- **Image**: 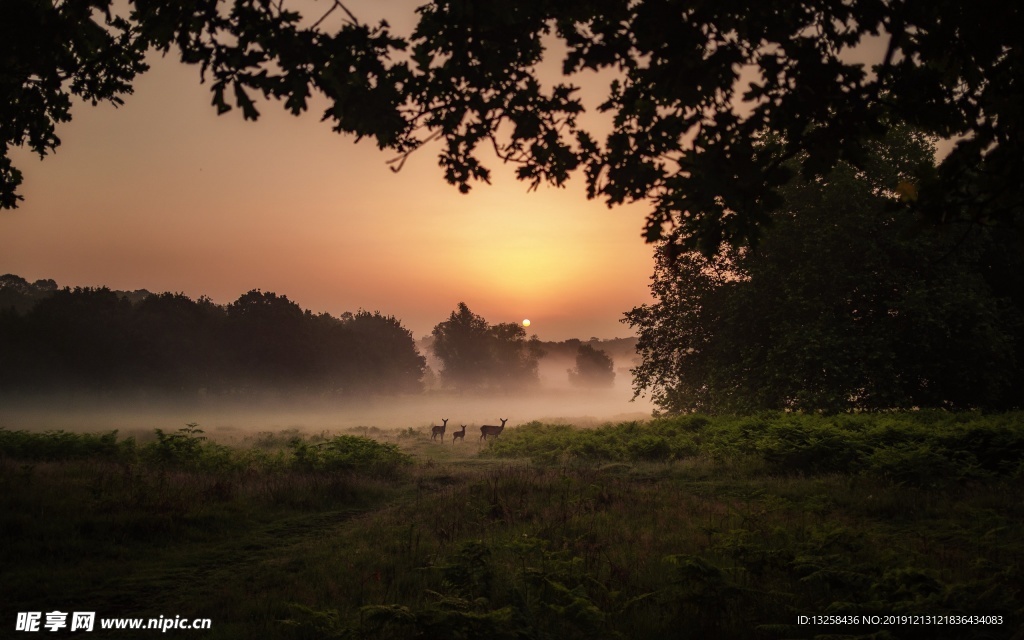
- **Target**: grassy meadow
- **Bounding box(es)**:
[1,412,1022,639]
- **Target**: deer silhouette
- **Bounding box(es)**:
[452,424,467,443]
[431,418,448,441]
[480,418,507,441]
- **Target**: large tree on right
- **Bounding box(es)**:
[625,127,1023,413]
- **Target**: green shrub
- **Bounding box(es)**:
[289,435,411,474]
[627,435,671,461]
[144,423,233,469]
[865,444,968,488]
[482,412,1024,485]
[756,427,867,474]
[0,428,133,461]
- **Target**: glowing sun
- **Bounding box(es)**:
[522,319,531,327]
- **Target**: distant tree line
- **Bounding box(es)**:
[418,333,635,390]
[0,277,425,396]
[540,337,637,366]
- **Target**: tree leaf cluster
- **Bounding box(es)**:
[624,127,1024,413]
[3,1,1020,254]
[1,0,148,208]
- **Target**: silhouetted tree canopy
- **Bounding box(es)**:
[431,302,543,390]
[625,127,1024,413]
[0,274,58,314]
[0,280,425,395]
[3,1,1020,253]
[568,343,615,388]
[339,310,429,394]
[226,289,312,385]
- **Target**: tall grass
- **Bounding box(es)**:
[483,412,1024,486]
[2,415,1021,639]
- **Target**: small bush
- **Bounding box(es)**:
[144,423,232,469]
[865,444,966,488]
[0,428,133,461]
[290,435,411,474]
[627,435,671,461]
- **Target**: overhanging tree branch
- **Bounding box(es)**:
[1,0,1020,255]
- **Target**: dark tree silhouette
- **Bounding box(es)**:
[488,322,544,389]
[625,127,1023,413]
[568,344,616,389]
[0,275,58,314]
[3,1,1019,254]
[337,310,427,394]
[131,292,226,392]
[226,289,312,387]
[430,303,493,390]
[0,280,426,397]
[19,286,135,388]
[431,302,542,391]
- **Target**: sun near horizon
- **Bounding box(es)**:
[0,52,656,342]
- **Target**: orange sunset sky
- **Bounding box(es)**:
[0,4,657,342]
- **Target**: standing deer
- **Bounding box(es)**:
[431,418,448,441]
[452,424,467,444]
[480,418,508,441]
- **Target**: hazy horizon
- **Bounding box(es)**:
[1,272,643,343]
[0,350,655,435]
[1,40,656,342]
[0,276,653,432]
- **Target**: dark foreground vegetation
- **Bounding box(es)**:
[2,413,1021,639]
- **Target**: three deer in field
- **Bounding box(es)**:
[431,418,448,441]
[430,418,506,443]
[480,418,507,441]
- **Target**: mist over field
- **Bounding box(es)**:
[0,279,653,436]
[0,351,653,436]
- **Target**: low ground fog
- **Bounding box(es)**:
[0,353,652,436]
